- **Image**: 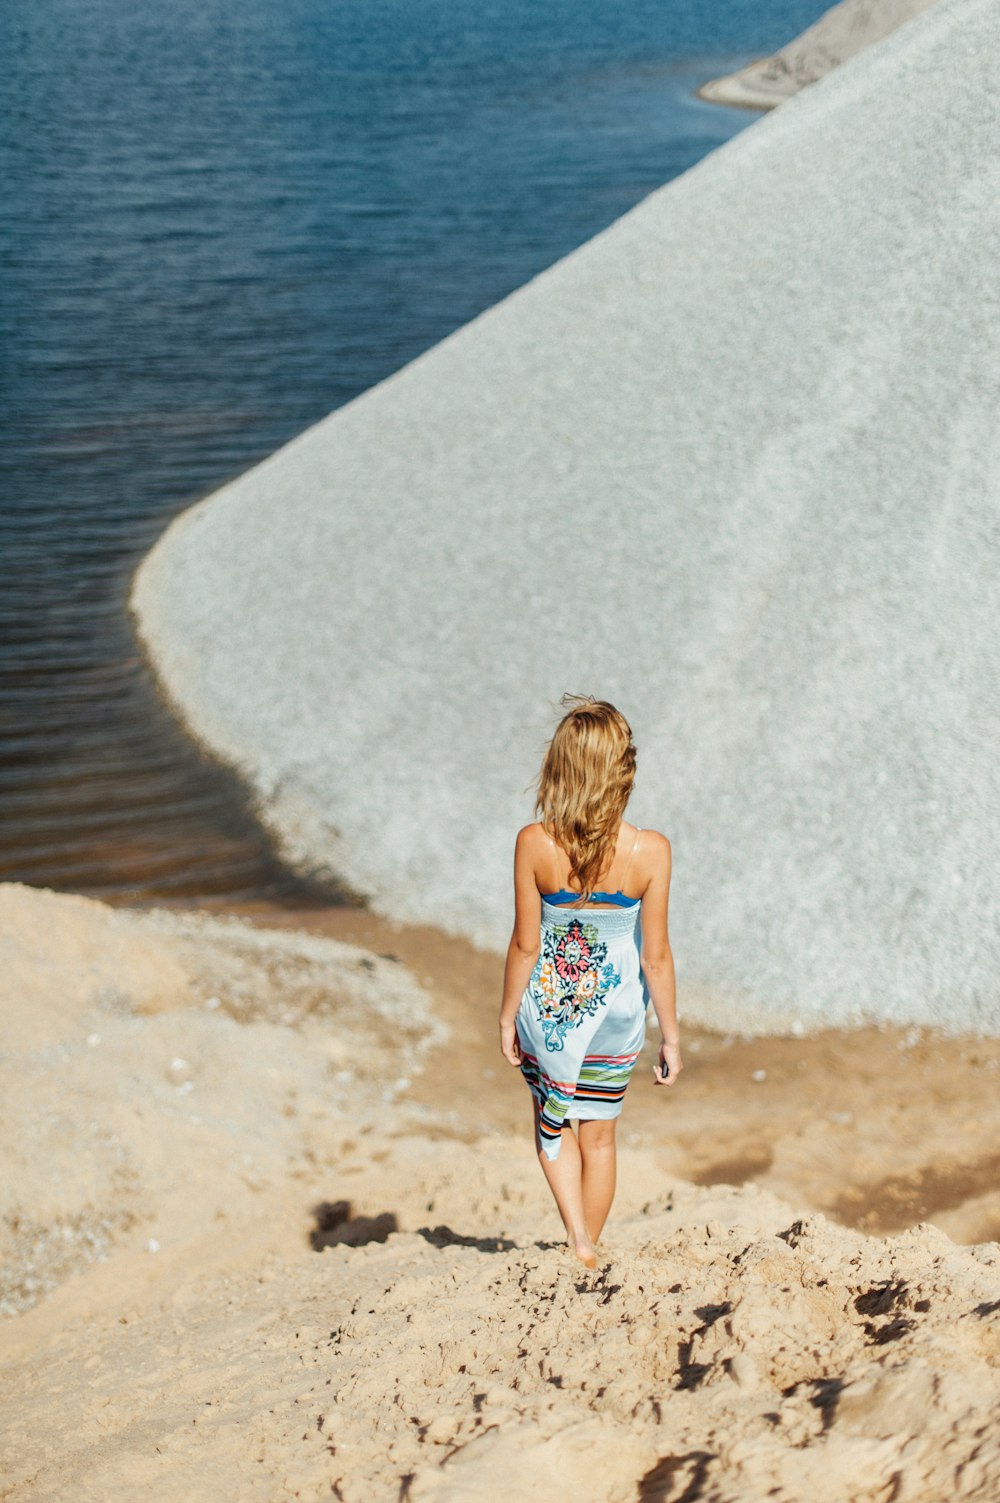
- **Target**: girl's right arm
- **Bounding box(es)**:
[498,825,542,1065]
[639,833,682,1086]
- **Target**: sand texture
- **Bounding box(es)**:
[3,885,1000,1502]
[698,0,939,110]
[0,883,442,1320]
[130,0,1000,1036]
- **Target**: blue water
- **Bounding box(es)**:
[0,0,827,902]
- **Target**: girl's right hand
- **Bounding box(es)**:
[655,1039,683,1086]
[500,1021,522,1067]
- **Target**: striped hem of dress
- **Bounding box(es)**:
[519,1050,641,1160]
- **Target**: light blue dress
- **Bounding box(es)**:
[515,865,649,1161]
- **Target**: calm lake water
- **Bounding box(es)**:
[1,0,826,904]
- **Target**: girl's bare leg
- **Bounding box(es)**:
[531,1104,597,1268]
[578,1118,617,1244]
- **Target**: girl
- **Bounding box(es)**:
[498,695,681,1268]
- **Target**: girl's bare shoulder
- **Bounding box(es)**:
[637,828,672,868]
[515,821,550,851]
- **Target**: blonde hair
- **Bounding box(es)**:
[536,694,637,907]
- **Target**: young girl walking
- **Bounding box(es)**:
[498,695,681,1268]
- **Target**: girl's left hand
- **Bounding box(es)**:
[499,1022,522,1066]
[655,1038,683,1086]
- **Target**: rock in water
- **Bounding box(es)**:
[132,0,1000,1036]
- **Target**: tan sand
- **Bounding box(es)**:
[698,0,940,110]
[2,883,999,1500]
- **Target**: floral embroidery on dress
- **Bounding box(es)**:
[531,917,621,1050]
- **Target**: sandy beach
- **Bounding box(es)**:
[3,883,999,1500]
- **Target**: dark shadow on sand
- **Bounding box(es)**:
[309,1199,398,1250]
[416,1225,516,1253]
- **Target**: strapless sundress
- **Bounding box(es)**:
[515,894,648,1160]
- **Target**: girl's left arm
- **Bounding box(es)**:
[498,826,542,1064]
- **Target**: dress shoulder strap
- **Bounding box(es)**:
[543,824,642,896]
[619,828,643,890]
[544,825,563,885]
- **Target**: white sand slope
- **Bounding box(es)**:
[698,0,939,110]
[132,0,1000,1034]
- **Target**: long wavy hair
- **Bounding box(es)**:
[536,694,637,907]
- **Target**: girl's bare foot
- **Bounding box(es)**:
[572,1232,598,1269]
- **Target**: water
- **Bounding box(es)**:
[1,0,827,904]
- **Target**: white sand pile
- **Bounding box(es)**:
[698,0,939,110]
[131,0,1000,1035]
[0,884,442,1317]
